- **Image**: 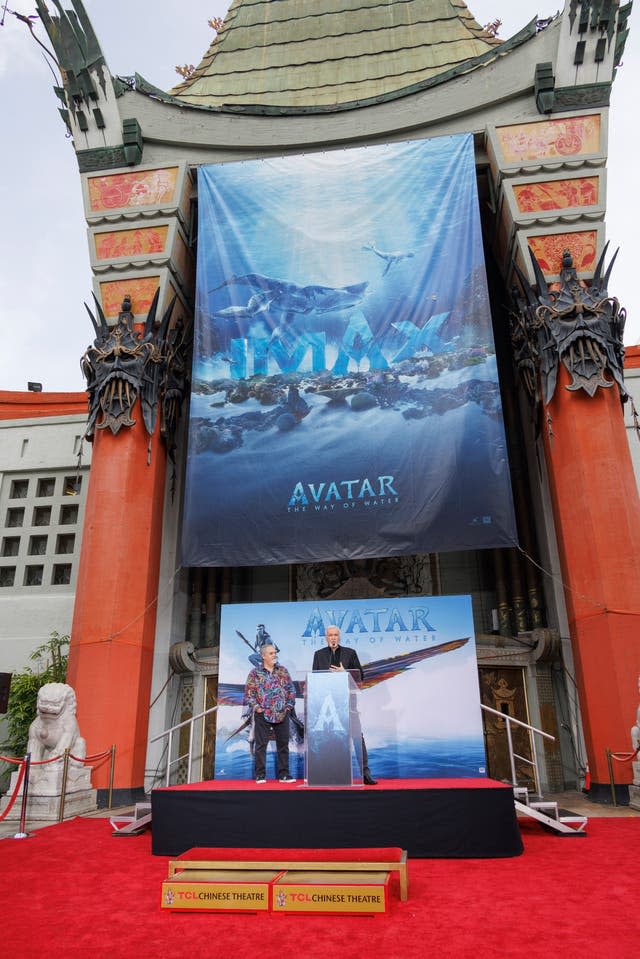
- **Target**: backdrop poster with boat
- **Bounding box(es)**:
[213,595,486,781]
[182,134,517,567]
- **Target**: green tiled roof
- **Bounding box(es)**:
[170,0,504,110]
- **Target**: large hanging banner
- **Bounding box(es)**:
[213,596,486,781]
[183,135,516,566]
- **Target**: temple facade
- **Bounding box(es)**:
[20,0,637,802]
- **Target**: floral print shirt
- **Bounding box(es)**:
[243,663,296,723]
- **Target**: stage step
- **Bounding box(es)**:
[514,789,587,836]
[111,802,152,836]
[529,801,560,819]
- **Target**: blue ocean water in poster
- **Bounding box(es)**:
[183,135,517,566]
[213,596,487,782]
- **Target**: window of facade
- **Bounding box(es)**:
[0,567,16,587]
[63,475,82,496]
[9,479,28,499]
[23,565,44,586]
[28,535,48,556]
[56,533,75,554]
[1,536,20,557]
[36,477,56,497]
[59,504,79,525]
[52,563,72,586]
[6,507,25,528]
[33,506,52,527]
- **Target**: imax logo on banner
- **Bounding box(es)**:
[226,311,450,379]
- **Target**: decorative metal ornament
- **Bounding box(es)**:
[511,244,627,406]
[82,290,180,441]
[160,316,192,470]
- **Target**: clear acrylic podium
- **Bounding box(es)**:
[304,670,364,786]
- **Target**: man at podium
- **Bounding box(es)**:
[311,626,377,785]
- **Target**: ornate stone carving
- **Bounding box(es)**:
[1,682,97,818]
[295,555,433,601]
[29,682,85,762]
[511,245,627,406]
[82,291,190,454]
[27,682,91,796]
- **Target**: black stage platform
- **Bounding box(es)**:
[151,778,523,858]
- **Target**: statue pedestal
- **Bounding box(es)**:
[0,763,97,821]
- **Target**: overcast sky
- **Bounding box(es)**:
[0,1,637,393]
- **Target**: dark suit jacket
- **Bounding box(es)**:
[312,645,364,682]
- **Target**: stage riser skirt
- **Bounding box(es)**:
[151,784,522,858]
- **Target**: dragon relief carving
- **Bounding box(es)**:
[511,244,627,407]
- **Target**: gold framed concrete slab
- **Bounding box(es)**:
[272,870,389,914]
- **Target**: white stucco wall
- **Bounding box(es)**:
[0,413,91,674]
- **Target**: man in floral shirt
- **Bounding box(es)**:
[243,642,297,783]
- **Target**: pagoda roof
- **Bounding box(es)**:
[167,0,531,113]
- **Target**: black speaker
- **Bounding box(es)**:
[0,673,12,714]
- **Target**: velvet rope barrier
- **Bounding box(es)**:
[609,747,640,762]
[24,754,66,766]
[3,749,112,766]
[0,761,26,822]
[2,752,67,766]
[69,748,112,763]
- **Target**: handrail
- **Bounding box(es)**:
[150,704,218,786]
[481,703,555,794]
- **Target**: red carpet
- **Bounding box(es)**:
[2,816,639,959]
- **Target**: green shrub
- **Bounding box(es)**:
[0,633,69,790]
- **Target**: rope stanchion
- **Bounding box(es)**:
[58,749,70,824]
[604,746,640,807]
[107,745,116,810]
[15,753,31,839]
[2,742,116,828]
[0,760,25,823]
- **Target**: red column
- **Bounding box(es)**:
[542,367,640,790]
[68,406,166,790]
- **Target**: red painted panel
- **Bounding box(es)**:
[0,391,87,420]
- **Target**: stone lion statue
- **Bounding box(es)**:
[632,675,640,755]
[28,682,86,762]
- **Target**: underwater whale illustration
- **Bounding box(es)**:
[210,273,369,316]
[362,242,415,276]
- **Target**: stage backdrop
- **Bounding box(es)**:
[214,596,487,781]
[182,134,517,567]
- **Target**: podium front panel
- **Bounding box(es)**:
[305,671,363,787]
